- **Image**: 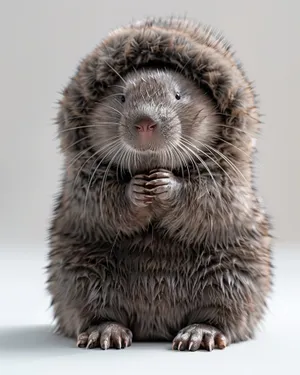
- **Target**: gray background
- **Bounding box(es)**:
[0,1,299,374]
[0,0,299,246]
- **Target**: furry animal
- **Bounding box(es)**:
[47,17,272,351]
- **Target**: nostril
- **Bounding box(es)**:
[135,118,157,132]
[148,123,157,131]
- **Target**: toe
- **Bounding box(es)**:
[113,335,122,349]
[100,331,111,350]
[215,333,227,349]
[86,331,100,349]
[77,332,89,348]
[172,340,183,351]
[147,185,169,194]
[188,330,204,351]
[148,172,170,180]
[146,178,170,188]
[134,174,149,181]
[172,332,191,351]
[122,330,132,348]
[149,169,170,174]
[188,340,201,351]
[202,333,215,351]
[123,336,131,348]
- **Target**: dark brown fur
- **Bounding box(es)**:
[47,17,272,351]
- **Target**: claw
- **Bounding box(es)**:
[117,337,122,349]
[102,339,109,350]
[86,339,94,349]
[178,341,182,351]
[188,341,194,351]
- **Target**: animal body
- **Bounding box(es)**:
[47,17,272,351]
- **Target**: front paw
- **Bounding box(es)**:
[145,169,180,203]
[172,324,227,352]
[126,174,154,208]
[77,323,133,350]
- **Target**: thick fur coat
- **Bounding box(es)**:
[47,17,272,351]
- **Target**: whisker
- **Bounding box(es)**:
[88,122,121,127]
[196,117,257,138]
[217,123,256,138]
[128,147,133,176]
[179,108,257,138]
[123,146,132,175]
[166,143,178,173]
[57,123,120,136]
[115,142,130,180]
[99,146,123,219]
[59,135,90,152]
[84,141,121,214]
[134,148,139,173]
[204,143,248,184]
[71,138,120,193]
[105,61,127,85]
[172,142,191,181]
[53,95,124,117]
[180,138,223,201]
[85,138,120,173]
[178,57,192,74]
[100,103,123,117]
[118,144,126,176]
[177,143,195,182]
[182,140,227,214]
[182,136,234,186]
[219,138,252,159]
[95,92,125,103]
[185,135,248,184]
[66,143,95,169]
[109,84,126,90]
[204,110,262,124]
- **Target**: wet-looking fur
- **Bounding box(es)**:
[47,17,272,351]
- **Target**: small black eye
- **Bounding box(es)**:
[121,95,126,103]
[175,92,181,100]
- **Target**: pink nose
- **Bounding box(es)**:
[135,118,157,132]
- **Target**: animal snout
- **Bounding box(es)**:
[134,117,157,133]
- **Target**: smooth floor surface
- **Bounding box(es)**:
[0,244,299,374]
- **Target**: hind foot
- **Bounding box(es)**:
[77,322,133,350]
[172,324,227,352]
